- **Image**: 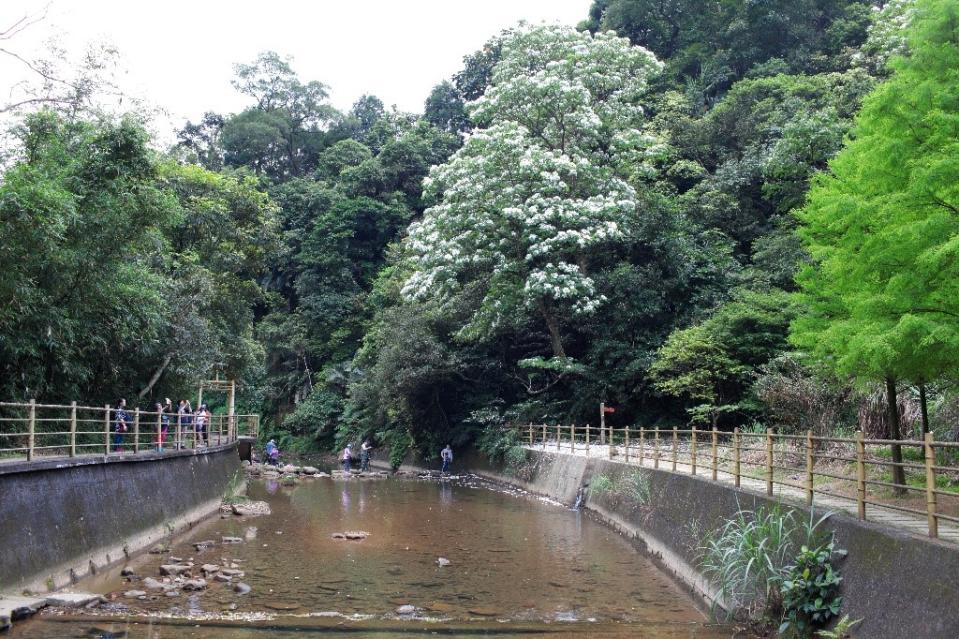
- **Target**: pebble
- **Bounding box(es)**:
[436,557,451,567]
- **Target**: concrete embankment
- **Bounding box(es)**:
[0,444,239,594]
[380,448,959,639]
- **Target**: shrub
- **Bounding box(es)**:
[779,540,845,638]
[589,474,614,496]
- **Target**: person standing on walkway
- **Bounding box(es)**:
[155,400,170,451]
[113,399,130,452]
[440,444,453,474]
[195,404,208,446]
[360,439,372,472]
[341,443,353,472]
[178,400,192,448]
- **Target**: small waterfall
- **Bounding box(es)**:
[573,485,585,510]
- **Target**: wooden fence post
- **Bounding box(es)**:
[654,427,660,469]
[733,427,741,488]
[571,423,575,453]
[27,399,36,461]
[586,424,591,457]
[528,423,533,447]
[805,430,814,507]
[925,432,938,538]
[691,426,698,475]
[639,428,645,466]
[133,408,140,454]
[766,428,774,496]
[671,427,678,471]
[855,430,866,521]
[542,424,547,452]
[600,402,606,445]
[608,424,614,460]
[69,401,77,458]
[104,404,111,454]
[624,427,630,464]
[711,427,718,481]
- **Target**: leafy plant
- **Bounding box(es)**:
[779,540,846,637]
[816,615,861,638]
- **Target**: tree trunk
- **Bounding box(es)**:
[885,376,907,494]
[138,353,173,400]
[539,303,566,359]
[919,382,930,435]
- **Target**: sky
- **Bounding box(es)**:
[0,0,592,131]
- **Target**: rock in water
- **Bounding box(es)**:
[395,604,417,615]
[122,590,146,598]
[142,578,165,590]
[343,531,369,540]
[436,557,451,567]
[158,564,191,576]
[233,582,252,595]
[201,564,220,574]
[182,579,207,591]
[231,501,271,517]
[221,536,243,544]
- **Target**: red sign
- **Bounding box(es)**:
[603,406,616,414]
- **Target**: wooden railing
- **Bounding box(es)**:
[517,423,959,540]
[0,400,259,461]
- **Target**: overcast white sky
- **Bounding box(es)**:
[1,0,591,130]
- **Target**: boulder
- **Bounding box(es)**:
[200,564,220,574]
[233,582,252,595]
[213,574,232,583]
[302,466,320,475]
[395,604,417,615]
[159,564,191,577]
[280,464,296,473]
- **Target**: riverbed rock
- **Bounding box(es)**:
[158,564,191,576]
[219,568,244,576]
[231,501,271,517]
[120,568,136,577]
[142,577,165,590]
[344,531,369,540]
[123,590,146,598]
[395,604,418,615]
[221,536,243,544]
[193,540,216,551]
[233,582,252,595]
[468,607,499,617]
[213,574,232,583]
[331,533,346,539]
[165,590,180,598]
[200,564,220,574]
[182,578,207,591]
[436,557,451,567]
[302,466,320,474]
[281,464,297,473]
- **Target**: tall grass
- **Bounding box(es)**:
[699,504,832,621]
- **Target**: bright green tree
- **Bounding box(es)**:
[791,0,959,486]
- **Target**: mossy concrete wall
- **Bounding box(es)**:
[385,448,959,639]
[0,444,239,593]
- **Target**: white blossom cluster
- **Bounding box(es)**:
[402,24,662,336]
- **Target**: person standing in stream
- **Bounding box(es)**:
[360,439,372,471]
[441,444,453,474]
[341,443,353,472]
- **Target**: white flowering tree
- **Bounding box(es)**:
[403,25,662,361]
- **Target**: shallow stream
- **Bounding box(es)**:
[11,475,741,638]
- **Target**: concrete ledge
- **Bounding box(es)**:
[0,443,239,594]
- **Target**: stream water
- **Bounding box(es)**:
[10,475,742,638]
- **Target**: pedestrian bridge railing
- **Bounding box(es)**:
[0,400,260,461]
[515,423,959,543]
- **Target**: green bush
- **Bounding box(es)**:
[779,541,845,638]
[589,474,614,496]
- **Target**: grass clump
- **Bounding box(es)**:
[699,505,844,637]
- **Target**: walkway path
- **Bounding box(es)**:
[527,441,959,545]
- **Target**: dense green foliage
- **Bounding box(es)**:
[5,0,959,462]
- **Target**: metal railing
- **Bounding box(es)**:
[0,400,260,461]
[518,423,959,540]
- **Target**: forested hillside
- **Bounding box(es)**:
[3,0,957,463]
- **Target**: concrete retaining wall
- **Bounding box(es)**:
[0,444,239,593]
[385,448,959,639]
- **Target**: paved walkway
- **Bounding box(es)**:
[528,440,959,545]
